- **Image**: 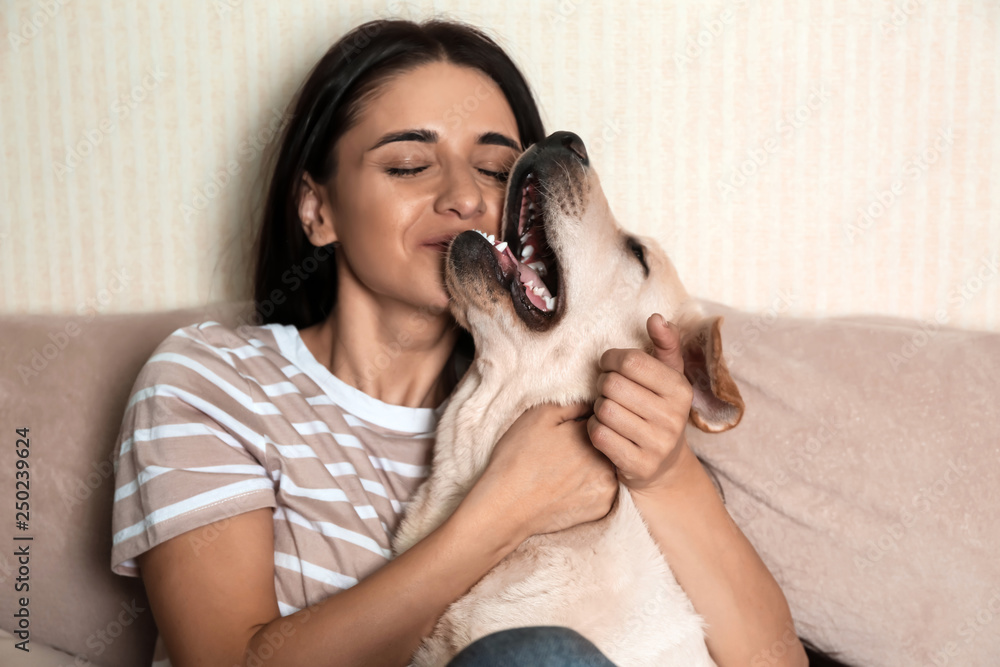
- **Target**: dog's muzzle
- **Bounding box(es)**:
[447,131,589,332]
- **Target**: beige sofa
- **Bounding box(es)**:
[0,301,252,667]
[1,300,997,667]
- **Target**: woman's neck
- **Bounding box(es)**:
[299,291,459,410]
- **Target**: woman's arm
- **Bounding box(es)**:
[587,314,806,667]
[629,439,807,667]
[139,490,525,667]
[251,496,526,666]
[139,402,617,667]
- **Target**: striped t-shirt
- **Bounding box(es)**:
[110,320,452,666]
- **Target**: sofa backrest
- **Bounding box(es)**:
[0,301,252,667]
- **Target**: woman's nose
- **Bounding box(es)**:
[435,164,487,220]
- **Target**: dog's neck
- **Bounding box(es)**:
[431,308,657,489]
[432,351,595,488]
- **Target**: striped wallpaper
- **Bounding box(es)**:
[1,0,997,331]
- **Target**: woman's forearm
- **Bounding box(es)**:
[244,501,523,667]
[629,437,808,667]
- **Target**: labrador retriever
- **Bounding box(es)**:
[392,130,745,667]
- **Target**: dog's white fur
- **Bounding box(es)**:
[392,135,743,666]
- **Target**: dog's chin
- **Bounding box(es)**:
[446,230,562,333]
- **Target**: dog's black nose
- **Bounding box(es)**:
[560,132,588,163]
[544,131,589,165]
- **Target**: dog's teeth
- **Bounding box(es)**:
[521,244,534,260]
[543,295,555,310]
[487,234,495,244]
[527,261,546,274]
[495,241,508,252]
[531,286,543,296]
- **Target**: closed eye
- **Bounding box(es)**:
[385,166,509,182]
[479,169,509,182]
[385,166,428,176]
[627,237,649,277]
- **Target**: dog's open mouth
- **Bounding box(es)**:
[470,170,562,317]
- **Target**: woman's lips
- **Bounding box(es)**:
[423,234,458,246]
[423,231,502,254]
[424,241,451,253]
[422,234,459,253]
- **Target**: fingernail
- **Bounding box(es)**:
[656,313,668,328]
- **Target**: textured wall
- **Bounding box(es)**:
[1,0,997,330]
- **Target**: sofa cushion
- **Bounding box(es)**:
[686,300,1000,667]
[0,301,252,667]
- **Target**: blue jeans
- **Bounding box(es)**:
[446,626,617,666]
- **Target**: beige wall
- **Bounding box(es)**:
[1,0,997,331]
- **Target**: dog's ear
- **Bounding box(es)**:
[678,315,745,433]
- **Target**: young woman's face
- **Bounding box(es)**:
[317,61,523,313]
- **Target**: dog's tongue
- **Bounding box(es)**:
[515,259,554,311]
[497,245,518,275]
[495,245,552,311]
[472,228,555,312]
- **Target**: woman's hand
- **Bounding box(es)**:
[465,401,619,543]
[587,313,694,494]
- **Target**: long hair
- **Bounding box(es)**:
[248,19,545,334]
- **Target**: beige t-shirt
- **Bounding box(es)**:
[110,320,450,666]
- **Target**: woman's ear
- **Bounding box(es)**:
[297,172,339,247]
[678,313,745,433]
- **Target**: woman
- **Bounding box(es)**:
[110,18,808,667]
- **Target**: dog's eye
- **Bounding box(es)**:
[627,237,649,277]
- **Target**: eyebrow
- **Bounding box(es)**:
[366,128,520,152]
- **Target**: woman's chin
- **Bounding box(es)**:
[429,288,452,314]
[409,279,452,316]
